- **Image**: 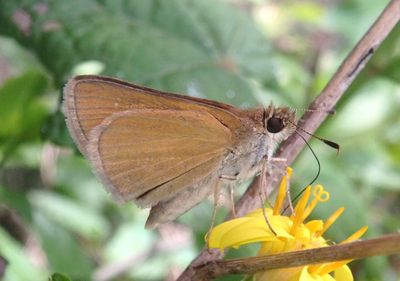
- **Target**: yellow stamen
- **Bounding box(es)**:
[290,186,311,235]
[308,264,321,274]
[318,207,345,237]
[309,226,368,275]
[273,167,293,215]
[341,226,368,244]
[303,185,329,219]
[316,260,352,276]
[308,263,324,275]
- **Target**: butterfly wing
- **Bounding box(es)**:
[145,174,220,228]
[86,109,232,205]
[64,75,243,156]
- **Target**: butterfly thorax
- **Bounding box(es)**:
[220,105,296,182]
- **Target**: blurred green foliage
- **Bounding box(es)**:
[49,273,72,281]
[0,0,398,280]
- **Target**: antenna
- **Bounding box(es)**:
[296,125,340,152]
[290,107,336,116]
[282,120,339,210]
[290,132,321,204]
[288,119,340,152]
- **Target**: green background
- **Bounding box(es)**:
[0,0,399,280]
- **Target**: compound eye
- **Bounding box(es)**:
[267,117,284,133]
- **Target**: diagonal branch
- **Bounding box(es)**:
[177,0,400,280]
[193,233,400,279]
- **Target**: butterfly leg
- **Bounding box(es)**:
[259,160,273,208]
[207,178,222,242]
[229,184,236,218]
[258,156,289,234]
[206,175,237,247]
[283,171,294,215]
[219,175,237,218]
[258,161,277,235]
[268,158,295,216]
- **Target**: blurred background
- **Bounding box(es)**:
[0,0,399,280]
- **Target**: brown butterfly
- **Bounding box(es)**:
[63,75,296,228]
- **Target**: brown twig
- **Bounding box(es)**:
[0,255,8,279]
[194,233,400,279]
[177,0,400,280]
[93,223,192,281]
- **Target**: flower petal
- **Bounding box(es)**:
[333,265,353,281]
[299,267,320,281]
[208,216,283,249]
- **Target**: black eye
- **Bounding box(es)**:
[267,117,284,133]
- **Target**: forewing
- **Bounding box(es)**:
[87,109,232,204]
[64,75,242,156]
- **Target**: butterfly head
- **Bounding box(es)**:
[264,104,296,144]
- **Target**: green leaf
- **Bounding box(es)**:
[49,273,72,281]
[0,186,33,222]
[41,110,75,147]
[0,36,43,76]
[34,213,93,280]
[0,0,275,107]
[0,71,49,141]
[370,24,400,82]
[0,227,47,281]
[30,191,109,240]
[55,154,110,210]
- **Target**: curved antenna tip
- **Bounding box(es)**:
[323,139,340,154]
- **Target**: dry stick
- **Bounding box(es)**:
[194,234,400,279]
[93,245,158,281]
[177,1,400,280]
[0,256,8,279]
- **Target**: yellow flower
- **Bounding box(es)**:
[207,168,367,281]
